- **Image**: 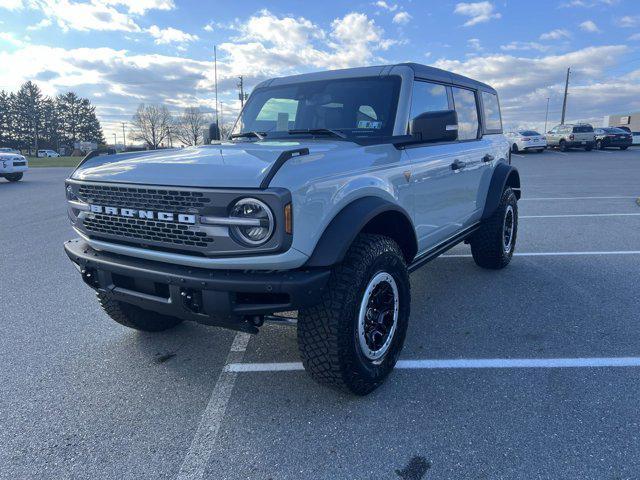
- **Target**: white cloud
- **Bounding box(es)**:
[454,2,501,27]
[101,0,175,15]
[374,1,398,11]
[203,22,214,32]
[560,0,618,7]
[468,38,482,51]
[392,11,411,25]
[147,25,198,45]
[0,32,27,47]
[219,10,392,75]
[0,0,23,9]
[629,33,640,41]
[617,15,639,28]
[500,41,550,52]
[27,18,52,30]
[540,29,571,40]
[579,20,600,33]
[4,0,176,33]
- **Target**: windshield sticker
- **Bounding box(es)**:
[357,120,383,129]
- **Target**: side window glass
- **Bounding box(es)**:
[408,81,449,133]
[481,91,501,131]
[452,87,479,141]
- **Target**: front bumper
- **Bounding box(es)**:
[64,238,330,332]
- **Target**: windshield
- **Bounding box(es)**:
[573,125,593,133]
[231,76,401,140]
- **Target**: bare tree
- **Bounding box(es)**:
[175,107,209,146]
[130,103,172,149]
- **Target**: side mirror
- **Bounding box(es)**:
[209,122,221,142]
[409,110,458,143]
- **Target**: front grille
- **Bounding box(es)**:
[77,184,211,210]
[83,214,213,248]
[13,161,26,166]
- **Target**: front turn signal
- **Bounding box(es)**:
[284,203,293,235]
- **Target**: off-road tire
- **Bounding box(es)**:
[297,234,410,395]
[470,188,518,270]
[97,292,183,332]
[5,173,23,182]
[559,140,568,152]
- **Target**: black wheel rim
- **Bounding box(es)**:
[503,205,515,254]
[357,272,399,362]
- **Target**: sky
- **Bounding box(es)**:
[0,0,639,142]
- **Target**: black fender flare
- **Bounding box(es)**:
[481,162,521,221]
[305,196,417,268]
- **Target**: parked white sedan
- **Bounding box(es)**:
[505,130,547,153]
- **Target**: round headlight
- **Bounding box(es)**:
[229,198,274,246]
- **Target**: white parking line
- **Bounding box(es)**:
[226,357,640,373]
[177,332,251,480]
[521,196,637,201]
[521,213,640,219]
[442,251,640,258]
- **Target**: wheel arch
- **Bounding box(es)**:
[305,196,418,268]
[481,162,521,221]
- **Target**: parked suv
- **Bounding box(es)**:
[37,149,60,158]
[64,64,519,395]
[0,152,28,182]
[546,123,595,151]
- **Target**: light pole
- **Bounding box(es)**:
[544,97,550,133]
[121,122,126,150]
[112,133,117,149]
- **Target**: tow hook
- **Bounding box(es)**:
[81,267,99,288]
[180,288,203,314]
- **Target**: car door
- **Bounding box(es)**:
[402,80,459,251]
[403,81,488,252]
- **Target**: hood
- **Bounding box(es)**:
[71,141,357,188]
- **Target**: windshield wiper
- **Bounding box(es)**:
[287,128,347,139]
[230,131,266,140]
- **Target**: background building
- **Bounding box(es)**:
[603,113,640,145]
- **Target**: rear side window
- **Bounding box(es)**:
[452,87,479,141]
[520,130,540,136]
[408,81,449,133]
[573,125,593,133]
[481,91,502,132]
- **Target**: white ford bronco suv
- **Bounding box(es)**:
[64,64,520,395]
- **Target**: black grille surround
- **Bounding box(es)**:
[67,180,293,258]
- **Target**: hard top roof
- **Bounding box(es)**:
[258,63,497,94]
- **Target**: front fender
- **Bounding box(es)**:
[305,196,415,267]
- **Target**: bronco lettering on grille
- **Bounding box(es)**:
[89,205,196,224]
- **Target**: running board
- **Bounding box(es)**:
[408,224,480,273]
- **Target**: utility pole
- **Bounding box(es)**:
[112,133,117,148]
[544,97,550,133]
[238,76,248,109]
[214,45,219,127]
[121,122,126,149]
[560,67,570,125]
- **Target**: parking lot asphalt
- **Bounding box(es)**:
[1,148,639,480]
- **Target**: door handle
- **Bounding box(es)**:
[482,154,494,163]
[450,159,466,171]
